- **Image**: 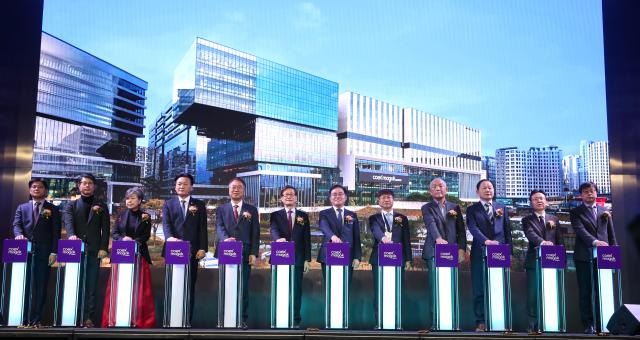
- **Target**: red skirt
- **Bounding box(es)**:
[102,259,157,328]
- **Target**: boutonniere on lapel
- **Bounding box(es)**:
[545,220,556,230]
[601,211,611,221]
[92,205,103,215]
[495,208,504,218]
[447,209,458,217]
[242,211,252,220]
[344,215,353,224]
[141,212,151,223]
[41,208,52,220]
[394,216,403,225]
[188,204,198,216]
[296,216,305,226]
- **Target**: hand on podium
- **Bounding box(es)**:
[68,235,79,240]
[458,249,466,264]
[14,235,25,240]
[381,236,392,244]
[167,237,180,242]
[540,241,554,246]
[303,260,310,273]
[122,236,133,241]
[48,253,57,266]
[98,250,108,259]
[484,240,499,246]
[248,254,256,266]
[330,235,342,243]
[593,240,609,247]
[224,237,236,242]
[276,238,286,242]
[404,261,412,271]
[195,249,206,260]
[435,238,448,244]
[352,259,360,269]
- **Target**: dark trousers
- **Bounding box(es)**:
[525,266,538,330]
[188,257,198,323]
[241,248,251,322]
[83,251,100,322]
[293,264,303,323]
[29,250,51,324]
[575,260,595,329]
[470,255,485,326]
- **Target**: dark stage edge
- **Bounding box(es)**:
[0,328,637,340]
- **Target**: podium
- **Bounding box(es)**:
[536,245,566,332]
[376,243,402,330]
[270,241,295,328]
[217,241,243,328]
[0,239,32,326]
[432,243,460,331]
[53,239,86,327]
[483,244,512,331]
[325,242,350,329]
[592,246,622,333]
[163,241,191,327]
[105,240,140,327]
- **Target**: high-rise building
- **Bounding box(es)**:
[338,92,482,204]
[482,156,497,183]
[151,37,340,207]
[579,140,610,194]
[495,146,563,198]
[34,32,147,208]
[135,146,153,178]
[562,154,582,192]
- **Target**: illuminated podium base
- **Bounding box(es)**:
[54,241,86,327]
[483,245,512,332]
[0,240,32,327]
[432,265,459,331]
[377,266,401,330]
[218,263,243,328]
[592,246,623,334]
[163,263,190,328]
[536,245,567,333]
[325,264,349,329]
[270,264,294,328]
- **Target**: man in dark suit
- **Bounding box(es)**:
[12,178,61,327]
[215,177,259,329]
[421,178,466,329]
[269,185,311,329]
[466,179,512,332]
[570,182,617,334]
[369,189,411,329]
[523,189,563,333]
[317,184,362,277]
[162,173,208,325]
[63,173,110,328]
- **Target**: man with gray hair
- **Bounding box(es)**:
[421,177,467,330]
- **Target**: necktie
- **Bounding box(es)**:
[181,200,187,217]
[440,203,446,217]
[539,215,545,227]
[591,206,597,220]
[385,212,393,232]
[233,204,239,221]
[336,208,343,236]
[287,210,293,235]
[33,201,41,224]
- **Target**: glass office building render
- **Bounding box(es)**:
[34,32,147,208]
[151,37,339,208]
[338,91,482,205]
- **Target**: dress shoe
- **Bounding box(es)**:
[84,319,95,328]
[240,321,248,330]
[292,322,301,330]
[475,323,486,332]
[584,325,595,334]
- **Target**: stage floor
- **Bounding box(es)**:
[0,328,637,340]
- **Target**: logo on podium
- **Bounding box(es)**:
[57,239,83,263]
[486,244,511,268]
[111,240,136,264]
[326,242,350,266]
[270,241,295,265]
[434,243,459,267]
[218,241,243,265]
[539,245,566,269]
[595,246,621,270]
[378,243,402,266]
[165,241,190,265]
[2,239,29,263]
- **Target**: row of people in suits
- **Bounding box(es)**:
[11,174,616,333]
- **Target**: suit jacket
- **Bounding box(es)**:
[369,211,411,266]
[162,197,208,257]
[63,198,110,253]
[215,201,259,258]
[269,208,311,266]
[112,209,152,264]
[317,207,362,263]
[570,204,617,262]
[466,201,512,261]
[421,200,466,260]
[522,213,563,269]
[13,200,62,255]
